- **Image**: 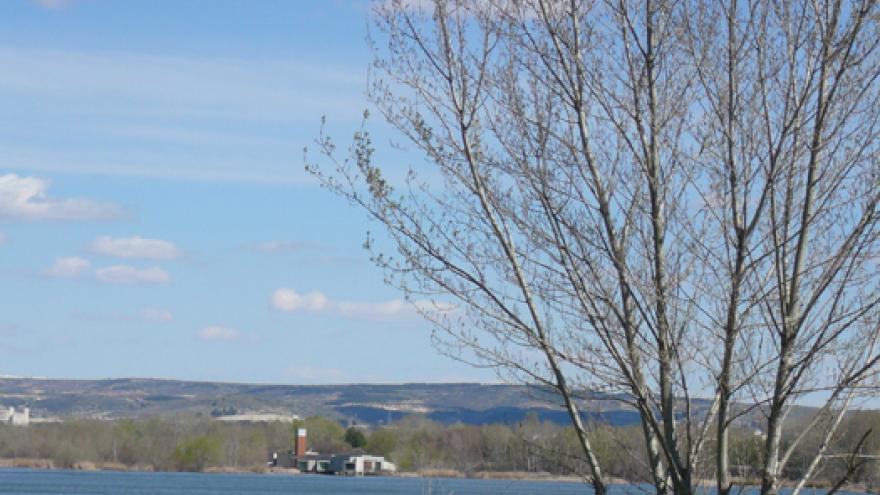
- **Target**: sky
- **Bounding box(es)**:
[0,0,495,385]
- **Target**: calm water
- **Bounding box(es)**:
[0,469,600,495]
[0,469,858,495]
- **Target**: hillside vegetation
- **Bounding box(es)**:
[0,378,649,426]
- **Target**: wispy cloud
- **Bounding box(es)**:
[250,240,367,265]
[32,0,73,9]
[283,364,346,383]
[198,325,240,341]
[270,288,455,321]
[138,308,174,322]
[0,173,122,221]
[378,0,531,16]
[43,256,91,278]
[251,240,324,254]
[0,45,369,183]
[95,265,170,285]
[92,236,181,260]
[379,0,435,12]
[70,307,175,323]
[0,47,362,112]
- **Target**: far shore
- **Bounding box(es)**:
[0,459,872,493]
[1,458,596,482]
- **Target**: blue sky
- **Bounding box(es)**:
[0,0,492,384]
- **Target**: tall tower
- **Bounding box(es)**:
[295,428,307,457]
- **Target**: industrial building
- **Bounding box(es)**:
[329,453,396,476]
[271,427,396,476]
[214,412,300,423]
[296,453,333,473]
[0,405,29,426]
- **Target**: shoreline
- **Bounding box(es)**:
[0,459,872,493]
[0,459,610,483]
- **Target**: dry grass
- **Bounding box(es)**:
[0,458,54,469]
[417,468,464,478]
[203,465,270,474]
[72,461,97,471]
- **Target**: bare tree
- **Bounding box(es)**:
[307,1,880,494]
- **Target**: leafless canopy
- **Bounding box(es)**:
[307,1,880,494]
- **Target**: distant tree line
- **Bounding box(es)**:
[0,413,877,490]
[0,416,287,472]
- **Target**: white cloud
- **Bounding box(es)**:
[0,232,6,244]
[198,326,240,341]
[44,256,91,278]
[270,288,456,321]
[139,308,174,322]
[95,265,170,285]
[271,288,329,312]
[92,236,181,260]
[0,174,122,221]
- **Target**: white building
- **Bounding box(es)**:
[213,412,300,423]
[0,406,30,426]
[329,454,396,476]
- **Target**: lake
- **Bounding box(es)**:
[0,469,859,495]
[0,469,600,495]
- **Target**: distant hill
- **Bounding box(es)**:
[0,377,654,426]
